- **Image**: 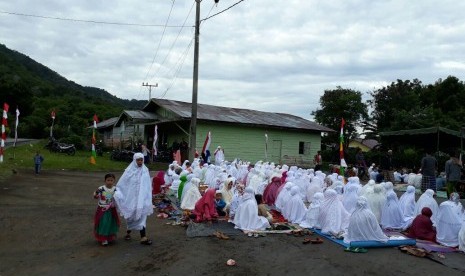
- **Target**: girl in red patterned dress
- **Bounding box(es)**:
[93,173,120,246]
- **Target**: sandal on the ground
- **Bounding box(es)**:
[302,238,312,244]
[344,247,368,253]
[124,234,131,241]
[101,240,109,246]
[140,237,152,245]
[310,237,324,244]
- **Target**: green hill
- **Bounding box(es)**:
[0,43,145,140]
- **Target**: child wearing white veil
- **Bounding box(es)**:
[300,192,324,229]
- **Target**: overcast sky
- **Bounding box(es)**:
[1,0,465,120]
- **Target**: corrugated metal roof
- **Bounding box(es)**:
[146,99,334,132]
[96,117,118,129]
[124,110,158,120]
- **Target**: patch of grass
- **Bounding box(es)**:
[0,140,168,180]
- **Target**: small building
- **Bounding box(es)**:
[348,138,379,152]
[106,99,334,166]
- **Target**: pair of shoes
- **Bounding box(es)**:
[247,232,258,238]
[310,237,324,244]
[101,240,109,246]
[302,238,312,244]
[344,247,368,253]
[140,237,153,245]
[399,246,427,257]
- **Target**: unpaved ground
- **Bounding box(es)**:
[0,169,464,276]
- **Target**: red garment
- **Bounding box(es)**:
[281,171,288,184]
[193,189,218,222]
[263,176,283,206]
[406,207,437,242]
[93,206,120,242]
[152,171,165,195]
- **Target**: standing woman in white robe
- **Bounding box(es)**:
[344,196,388,243]
[114,153,154,245]
[233,187,271,231]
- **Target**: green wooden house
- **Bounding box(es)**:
[111,99,333,166]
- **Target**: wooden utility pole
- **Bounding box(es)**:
[142,82,158,101]
[189,0,201,161]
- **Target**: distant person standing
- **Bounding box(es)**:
[179,138,189,163]
[313,151,322,171]
[355,148,367,180]
[141,144,151,164]
[214,146,225,165]
[445,151,462,198]
[421,151,438,192]
[380,149,394,183]
[33,151,44,175]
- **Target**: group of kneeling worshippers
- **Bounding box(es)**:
[157,158,465,249]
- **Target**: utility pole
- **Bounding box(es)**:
[189,0,201,161]
[142,82,158,101]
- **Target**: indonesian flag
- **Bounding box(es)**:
[339,118,347,176]
[201,131,211,155]
[1,103,9,163]
[153,125,158,156]
[90,114,98,165]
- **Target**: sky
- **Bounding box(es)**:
[1,0,465,121]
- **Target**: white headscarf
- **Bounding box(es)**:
[360,180,376,197]
[180,177,201,211]
[399,185,416,228]
[342,183,361,214]
[114,153,153,229]
[344,196,388,243]
[318,189,350,235]
[380,191,404,230]
[366,184,386,223]
[275,182,294,212]
[436,201,462,247]
[300,192,324,229]
[233,187,270,231]
[282,186,307,224]
[414,189,439,225]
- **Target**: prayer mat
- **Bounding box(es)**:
[269,209,287,223]
[312,229,416,248]
[186,221,242,238]
[242,223,302,235]
[384,230,457,253]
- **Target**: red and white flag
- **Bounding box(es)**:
[1,103,9,163]
[201,131,211,155]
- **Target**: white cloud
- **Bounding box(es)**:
[1,0,465,121]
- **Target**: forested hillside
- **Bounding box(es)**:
[0,44,145,139]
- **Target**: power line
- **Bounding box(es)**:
[0,10,190,28]
[200,0,245,22]
[159,2,217,99]
[149,1,196,82]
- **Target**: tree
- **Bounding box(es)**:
[312,87,368,142]
[368,79,423,132]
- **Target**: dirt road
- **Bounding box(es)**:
[0,170,463,276]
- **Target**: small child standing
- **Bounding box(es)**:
[93,173,120,246]
[33,151,44,175]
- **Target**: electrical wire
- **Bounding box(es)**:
[200,0,245,22]
[0,10,190,28]
[149,1,196,82]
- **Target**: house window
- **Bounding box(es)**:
[299,142,305,154]
[299,141,311,155]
